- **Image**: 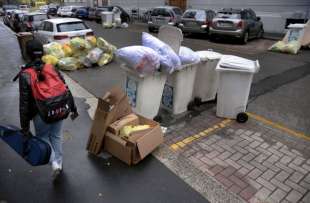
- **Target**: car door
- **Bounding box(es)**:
[42,21,54,43]
[246,10,257,37]
[33,21,45,43]
[249,10,261,36]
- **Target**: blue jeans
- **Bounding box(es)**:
[33,115,63,166]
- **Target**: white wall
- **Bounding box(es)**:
[109,0,166,12]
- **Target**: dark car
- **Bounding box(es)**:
[210,8,264,44]
[179,9,216,35]
[47,7,58,16]
[19,12,48,32]
[10,10,28,32]
[74,7,89,19]
[3,11,13,25]
[94,6,131,23]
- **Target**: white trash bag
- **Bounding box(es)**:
[116,46,160,75]
[179,46,200,65]
[86,48,103,64]
[142,32,181,73]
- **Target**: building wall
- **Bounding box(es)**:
[109,0,166,12]
[188,0,310,33]
[64,0,89,7]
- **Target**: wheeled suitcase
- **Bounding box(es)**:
[0,125,51,166]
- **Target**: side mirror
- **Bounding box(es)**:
[257,16,261,21]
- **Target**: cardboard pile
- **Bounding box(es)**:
[87,87,164,165]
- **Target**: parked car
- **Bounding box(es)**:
[33,18,94,44]
[57,6,64,16]
[73,7,89,19]
[210,8,264,44]
[39,5,49,14]
[87,7,97,20]
[3,11,13,25]
[9,10,28,32]
[47,7,58,16]
[0,5,18,16]
[19,12,48,32]
[59,6,83,17]
[94,6,131,23]
[178,9,216,35]
[148,6,183,32]
[19,4,30,12]
[142,9,153,23]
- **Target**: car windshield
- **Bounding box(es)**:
[33,14,47,21]
[151,9,171,17]
[183,10,206,21]
[57,22,88,32]
[173,8,182,15]
[216,12,241,19]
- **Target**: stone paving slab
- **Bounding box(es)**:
[156,109,310,203]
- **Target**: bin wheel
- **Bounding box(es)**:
[154,115,162,123]
[236,112,248,123]
[187,101,196,111]
[194,97,202,106]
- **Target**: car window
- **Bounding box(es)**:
[163,9,172,17]
[183,10,196,18]
[248,10,257,20]
[57,22,88,32]
[33,14,47,21]
[173,8,182,15]
[216,12,241,19]
[43,22,53,32]
[195,10,206,21]
[38,22,44,30]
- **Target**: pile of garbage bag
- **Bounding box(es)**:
[42,36,116,71]
[269,40,301,55]
[116,32,201,76]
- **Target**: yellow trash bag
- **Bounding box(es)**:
[63,43,73,57]
[43,42,65,59]
[86,36,97,47]
[97,37,117,53]
[42,55,59,65]
[283,41,301,54]
[269,41,286,52]
[98,53,114,66]
[120,125,151,139]
[57,57,80,71]
[70,37,92,50]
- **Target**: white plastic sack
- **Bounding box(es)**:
[142,32,181,73]
[179,46,200,65]
[86,48,103,64]
[116,46,160,75]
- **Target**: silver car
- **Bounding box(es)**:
[148,6,183,32]
[210,8,264,44]
[179,9,216,35]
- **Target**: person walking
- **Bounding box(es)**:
[18,39,78,179]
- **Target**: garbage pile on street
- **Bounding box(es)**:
[42,36,116,71]
[269,20,310,54]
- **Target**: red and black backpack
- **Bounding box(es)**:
[23,64,72,123]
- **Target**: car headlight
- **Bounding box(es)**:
[168,22,175,26]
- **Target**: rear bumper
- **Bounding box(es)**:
[148,22,176,29]
[209,28,244,38]
[180,25,208,34]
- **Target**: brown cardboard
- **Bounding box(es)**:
[104,132,132,165]
[108,113,139,136]
[103,115,164,165]
[87,87,132,155]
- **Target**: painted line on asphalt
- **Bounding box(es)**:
[170,119,232,151]
[247,112,310,141]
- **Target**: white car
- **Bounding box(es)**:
[39,5,49,14]
[33,18,94,44]
[59,6,82,17]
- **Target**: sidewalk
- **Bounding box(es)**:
[156,108,310,203]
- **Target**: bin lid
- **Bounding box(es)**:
[196,51,222,61]
[288,24,306,29]
[216,55,260,73]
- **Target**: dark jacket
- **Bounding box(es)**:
[19,63,77,131]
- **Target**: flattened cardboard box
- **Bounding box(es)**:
[87,87,132,154]
[104,115,164,165]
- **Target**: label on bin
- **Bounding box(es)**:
[162,84,173,109]
[126,76,138,108]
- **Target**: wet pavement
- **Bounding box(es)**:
[0,22,208,203]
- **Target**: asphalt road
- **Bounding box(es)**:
[0,22,208,203]
[67,20,310,134]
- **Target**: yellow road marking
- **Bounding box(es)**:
[170,119,232,151]
[247,112,310,141]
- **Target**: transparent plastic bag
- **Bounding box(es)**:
[86,48,103,64]
[269,41,286,52]
[98,53,113,66]
[179,46,200,65]
[86,36,97,47]
[142,32,181,73]
[97,37,117,53]
[283,41,301,54]
[57,57,80,71]
[116,46,160,75]
[43,42,65,59]
[70,37,91,50]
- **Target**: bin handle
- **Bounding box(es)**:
[255,60,260,73]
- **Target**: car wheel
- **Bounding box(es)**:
[241,31,249,44]
[257,27,264,38]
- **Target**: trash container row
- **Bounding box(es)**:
[123,52,260,123]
